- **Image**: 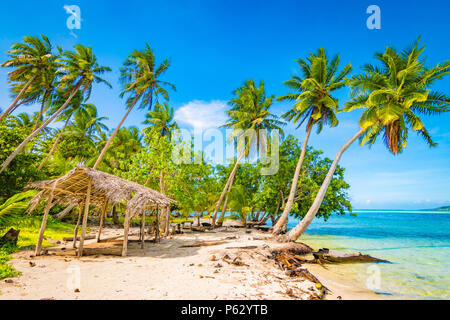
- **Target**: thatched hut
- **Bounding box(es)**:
[27,166,173,257]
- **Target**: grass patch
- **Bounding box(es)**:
[0,215,75,280]
[0,242,21,279]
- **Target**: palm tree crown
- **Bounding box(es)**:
[2,34,54,89]
[119,43,175,110]
[278,48,352,133]
[143,102,178,138]
[222,79,284,155]
[57,44,112,99]
[0,35,57,122]
[345,39,450,154]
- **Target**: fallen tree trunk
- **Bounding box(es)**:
[56,204,76,220]
[313,248,390,263]
[179,240,228,248]
[63,235,95,241]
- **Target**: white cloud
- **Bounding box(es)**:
[174,100,228,131]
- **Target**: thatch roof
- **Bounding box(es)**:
[27,166,173,214]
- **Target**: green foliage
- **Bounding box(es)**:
[227,135,352,222]
[0,123,41,203]
[0,190,38,227]
[0,246,21,279]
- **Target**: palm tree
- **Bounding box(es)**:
[0,45,111,173]
[0,35,56,123]
[143,102,178,138]
[38,95,107,170]
[93,44,175,169]
[7,112,41,133]
[94,126,141,172]
[211,79,284,227]
[272,48,352,235]
[285,39,450,241]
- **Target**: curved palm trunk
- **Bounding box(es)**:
[56,203,76,220]
[0,82,82,173]
[159,171,170,236]
[93,94,141,169]
[272,127,312,234]
[0,75,37,123]
[37,115,72,171]
[285,129,365,241]
[214,173,235,227]
[211,151,244,227]
[32,90,50,133]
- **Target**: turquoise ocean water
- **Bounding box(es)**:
[284,210,450,299]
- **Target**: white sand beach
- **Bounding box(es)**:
[0,227,378,300]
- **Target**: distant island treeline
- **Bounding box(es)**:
[429,206,450,211]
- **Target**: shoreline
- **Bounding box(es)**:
[0,226,379,300]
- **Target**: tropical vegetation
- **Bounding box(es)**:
[0,34,448,274]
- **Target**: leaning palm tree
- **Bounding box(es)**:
[272,48,352,234]
[285,39,450,241]
[93,44,175,169]
[37,93,105,170]
[211,79,284,226]
[0,35,56,123]
[0,44,111,172]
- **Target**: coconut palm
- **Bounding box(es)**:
[272,48,352,235]
[94,126,142,172]
[0,35,56,123]
[7,112,41,133]
[143,102,178,138]
[285,39,450,241]
[93,44,175,169]
[37,94,106,170]
[0,44,111,173]
[211,79,284,226]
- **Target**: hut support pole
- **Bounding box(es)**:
[78,181,92,257]
[73,203,83,249]
[97,199,108,243]
[155,206,160,243]
[122,208,130,256]
[35,188,56,256]
[140,210,145,249]
[163,206,170,237]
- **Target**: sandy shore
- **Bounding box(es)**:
[0,226,379,300]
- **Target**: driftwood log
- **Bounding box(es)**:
[313,248,390,263]
[63,235,95,241]
[0,228,20,246]
[179,240,228,248]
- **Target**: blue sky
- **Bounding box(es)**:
[1,0,449,209]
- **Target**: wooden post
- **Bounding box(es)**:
[35,186,56,256]
[155,206,160,243]
[97,198,108,243]
[122,208,130,256]
[164,206,170,237]
[73,203,83,249]
[140,209,145,249]
[78,181,92,257]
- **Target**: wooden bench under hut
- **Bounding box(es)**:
[26,165,174,257]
